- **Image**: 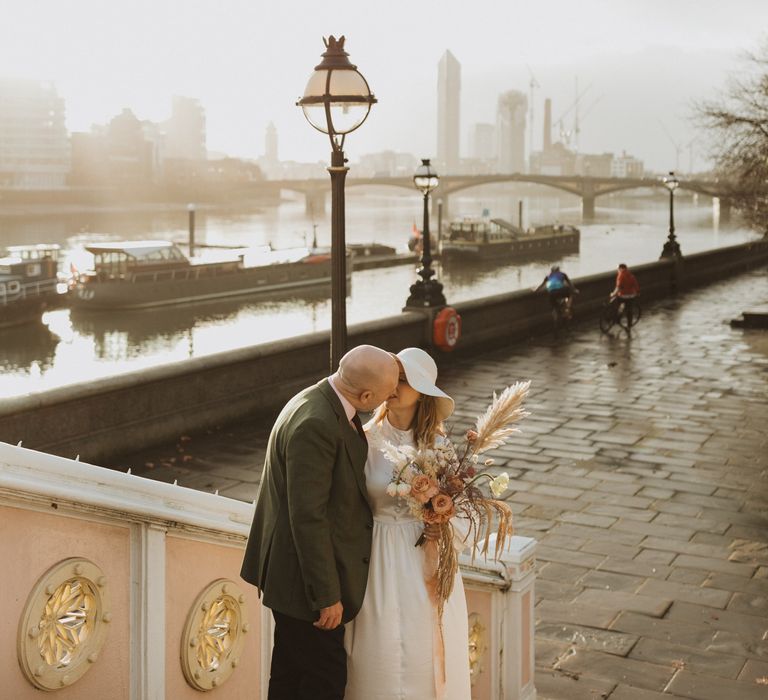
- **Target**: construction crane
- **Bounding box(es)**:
[658,120,683,171]
[526,64,540,158]
[554,80,591,150]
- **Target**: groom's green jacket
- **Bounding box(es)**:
[241,379,373,623]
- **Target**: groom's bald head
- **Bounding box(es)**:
[335,345,399,411]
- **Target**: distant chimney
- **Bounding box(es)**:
[543,98,552,151]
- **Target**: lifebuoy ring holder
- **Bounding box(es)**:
[432,306,462,352]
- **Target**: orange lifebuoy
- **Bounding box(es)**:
[433,307,461,352]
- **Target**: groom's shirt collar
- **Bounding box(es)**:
[327,375,356,423]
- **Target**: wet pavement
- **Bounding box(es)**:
[114,268,768,700]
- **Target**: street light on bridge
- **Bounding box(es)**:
[297,35,376,371]
[660,171,682,259]
[404,159,447,309]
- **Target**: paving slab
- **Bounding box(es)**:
[627,637,746,678]
[111,268,768,699]
[666,668,768,700]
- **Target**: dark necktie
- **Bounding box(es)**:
[351,413,367,443]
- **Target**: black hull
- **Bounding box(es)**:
[441,232,580,260]
[0,297,52,329]
[69,259,343,310]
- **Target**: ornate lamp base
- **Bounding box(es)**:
[404,279,447,309]
[660,236,682,259]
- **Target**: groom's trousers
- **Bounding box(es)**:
[269,610,347,700]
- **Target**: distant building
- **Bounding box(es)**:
[529,142,576,176]
[164,96,206,161]
[357,150,418,178]
[612,150,644,178]
[70,109,154,186]
[496,90,527,174]
[258,122,281,178]
[0,79,70,189]
[577,152,614,178]
[437,50,461,173]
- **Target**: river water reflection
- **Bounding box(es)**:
[0,191,759,398]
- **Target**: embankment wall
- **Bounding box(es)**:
[1,239,766,462]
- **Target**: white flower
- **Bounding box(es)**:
[490,472,510,498]
[382,442,419,469]
[385,482,398,497]
[396,482,411,496]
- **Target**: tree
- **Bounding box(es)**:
[697,41,768,233]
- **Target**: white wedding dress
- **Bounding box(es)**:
[344,418,472,700]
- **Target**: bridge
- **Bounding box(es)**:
[253,173,732,222]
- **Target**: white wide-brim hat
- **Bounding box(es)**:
[395,347,455,422]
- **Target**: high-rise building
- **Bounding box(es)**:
[0,79,70,189]
[469,123,495,162]
[496,90,527,174]
[165,96,206,161]
[437,50,461,173]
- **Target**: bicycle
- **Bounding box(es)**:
[599,296,641,334]
[552,293,575,335]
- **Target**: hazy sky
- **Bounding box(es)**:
[2,0,766,171]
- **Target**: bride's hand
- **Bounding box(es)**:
[423,523,442,542]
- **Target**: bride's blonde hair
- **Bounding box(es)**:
[374,395,444,448]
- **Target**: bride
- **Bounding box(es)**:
[345,347,471,700]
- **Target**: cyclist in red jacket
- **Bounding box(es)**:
[610,263,640,320]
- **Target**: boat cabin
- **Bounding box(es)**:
[85,242,193,281]
[4,244,61,263]
[0,252,59,305]
[448,219,512,243]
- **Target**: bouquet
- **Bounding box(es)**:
[382,381,531,620]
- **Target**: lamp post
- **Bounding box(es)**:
[297,35,376,371]
[660,171,682,259]
[404,159,446,309]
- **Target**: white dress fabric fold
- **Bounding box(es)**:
[344,418,471,700]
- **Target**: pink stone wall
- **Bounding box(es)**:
[165,535,262,699]
[0,504,131,699]
[465,587,493,700]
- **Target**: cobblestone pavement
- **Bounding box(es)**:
[115,269,768,700]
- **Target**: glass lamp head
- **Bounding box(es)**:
[414,159,439,195]
[663,171,679,193]
[297,36,376,137]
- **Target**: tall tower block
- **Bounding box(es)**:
[437,50,461,173]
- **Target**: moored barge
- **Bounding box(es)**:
[68,241,347,310]
[441,218,580,260]
[0,245,61,328]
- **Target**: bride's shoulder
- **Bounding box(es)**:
[363,417,384,445]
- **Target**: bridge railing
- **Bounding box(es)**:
[0,441,537,700]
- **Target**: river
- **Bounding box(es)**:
[0,188,759,399]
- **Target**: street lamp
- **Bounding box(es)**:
[660,171,682,259]
[297,35,376,371]
[404,159,447,309]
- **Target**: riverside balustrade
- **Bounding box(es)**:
[0,441,537,700]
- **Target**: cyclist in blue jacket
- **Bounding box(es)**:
[535,265,576,313]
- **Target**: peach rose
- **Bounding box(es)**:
[427,493,456,522]
[465,429,478,443]
[411,475,440,504]
[423,507,449,525]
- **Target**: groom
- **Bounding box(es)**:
[241,344,399,700]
